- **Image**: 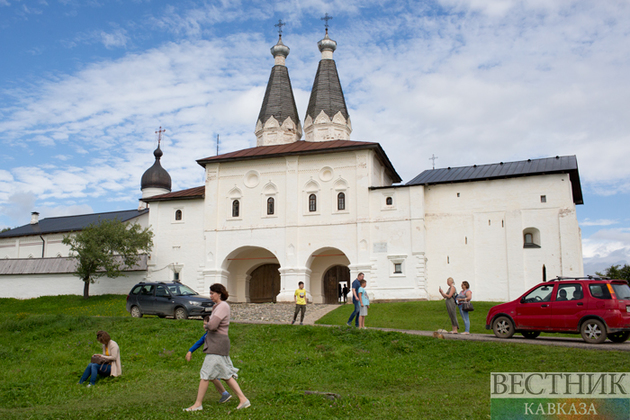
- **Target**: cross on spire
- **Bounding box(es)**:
[274,19,285,35]
[155,126,165,146]
[429,154,438,169]
[321,13,333,30]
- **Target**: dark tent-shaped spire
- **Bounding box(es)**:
[255,33,302,146]
[304,29,352,142]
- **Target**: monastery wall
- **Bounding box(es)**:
[422,173,583,302]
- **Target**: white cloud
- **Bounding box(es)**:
[100,28,128,49]
[580,219,618,227]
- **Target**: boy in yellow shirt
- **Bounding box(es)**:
[291,282,307,325]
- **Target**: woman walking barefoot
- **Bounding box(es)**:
[184,284,250,411]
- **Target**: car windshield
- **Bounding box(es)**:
[612,283,630,300]
[167,284,199,296]
[522,284,553,303]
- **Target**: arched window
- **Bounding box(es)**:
[309,194,317,212]
[523,228,541,248]
[386,196,393,206]
[267,197,274,215]
[175,209,182,221]
[337,192,345,211]
[232,200,240,218]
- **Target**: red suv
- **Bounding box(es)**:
[486,277,630,344]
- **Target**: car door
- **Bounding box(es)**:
[514,283,556,330]
[137,284,156,314]
[548,283,585,331]
[154,285,174,315]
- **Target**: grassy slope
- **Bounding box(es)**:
[0,296,626,419]
[315,300,498,333]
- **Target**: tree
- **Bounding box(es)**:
[62,219,153,299]
[595,264,630,283]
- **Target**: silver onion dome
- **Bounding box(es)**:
[317,29,337,53]
[270,35,290,58]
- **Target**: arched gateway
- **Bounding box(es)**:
[323,265,350,304]
[223,246,281,303]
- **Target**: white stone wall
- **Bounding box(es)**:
[0,271,146,299]
[145,199,206,293]
[422,173,584,302]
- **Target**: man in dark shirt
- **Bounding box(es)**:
[347,273,364,327]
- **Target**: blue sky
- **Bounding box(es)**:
[1,0,629,273]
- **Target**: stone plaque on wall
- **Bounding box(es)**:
[373,242,387,253]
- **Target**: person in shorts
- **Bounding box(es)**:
[358,279,370,329]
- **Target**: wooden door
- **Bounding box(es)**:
[323,265,350,304]
[249,264,280,303]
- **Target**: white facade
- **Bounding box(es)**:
[144,149,583,303]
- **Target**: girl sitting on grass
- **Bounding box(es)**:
[78,330,121,387]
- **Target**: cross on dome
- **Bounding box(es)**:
[155,126,165,147]
[274,19,285,35]
[321,13,333,30]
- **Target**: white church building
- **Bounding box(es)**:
[0,30,584,302]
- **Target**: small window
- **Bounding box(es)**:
[156,285,170,297]
[173,272,180,281]
[457,192,460,197]
[523,229,541,248]
[337,192,345,211]
[175,209,182,221]
[232,200,240,217]
[267,197,275,215]
[540,195,547,203]
[589,284,612,300]
[386,197,393,206]
[309,194,317,212]
[394,263,402,274]
[556,284,582,301]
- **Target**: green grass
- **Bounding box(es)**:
[0,297,627,419]
[0,295,129,317]
[316,300,498,333]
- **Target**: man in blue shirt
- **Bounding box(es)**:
[346,272,364,327]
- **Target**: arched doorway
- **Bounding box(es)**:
[249,264,281,303]
[323,265,350,304]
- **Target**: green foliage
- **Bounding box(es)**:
[596,264,630,282]
[0,298,628,419]
[62,219,153,298]
[0,227,12,233]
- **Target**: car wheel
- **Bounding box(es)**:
[130,306,143,318]
[174,307,188,320]
[580,319,607,344]
[521,331,541,339]
[493,316,515,339]
[607,331,630,343]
